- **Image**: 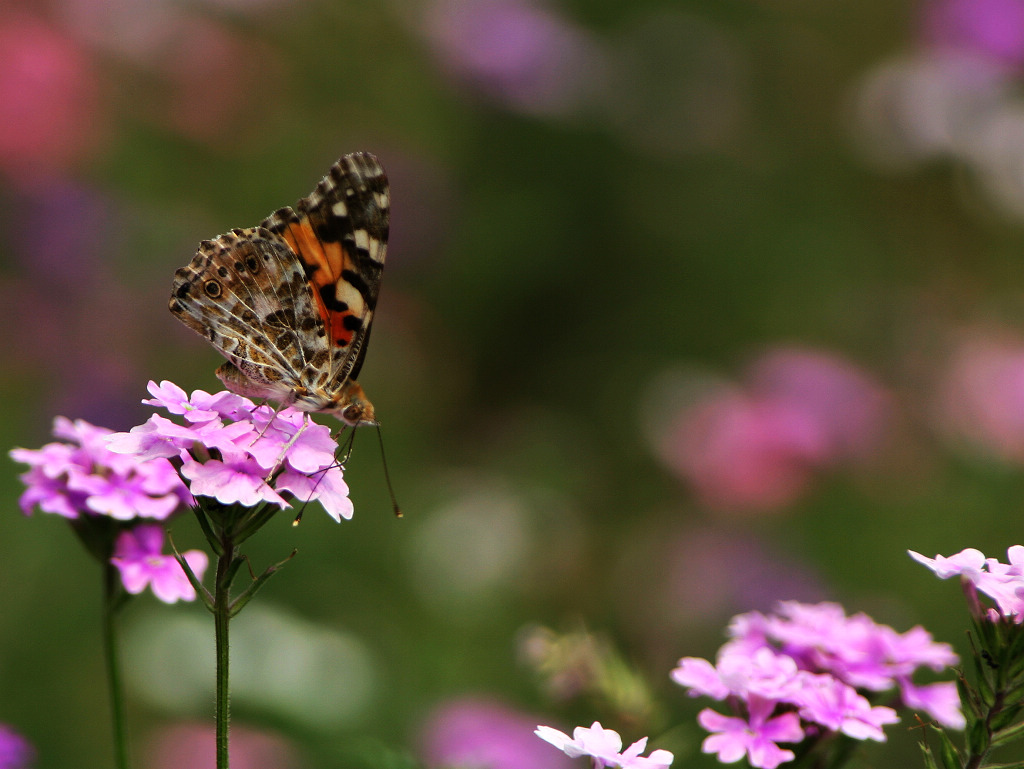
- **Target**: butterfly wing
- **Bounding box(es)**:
[169,226,332,404]
[259,152,389,390]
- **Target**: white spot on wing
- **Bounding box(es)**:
[354,229,370,253]
[332,200,348,217]
[334,280,366,316]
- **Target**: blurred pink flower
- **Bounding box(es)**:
[420,697,575,769]
[662,389,826,512]
[0,12,104,184]
[747,349,891,463]
[656,348,890,513]
[934,333,1024,462]
[922,0,1024,70]
[424,0,604,116]
[0,724,33,769]
[146,722,299,769]
[8,180,115,286]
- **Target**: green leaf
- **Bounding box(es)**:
[977,663,997,708]
[992,702,1024,732]
[228,549,297,618]
[191,504,224,556]
[958,672,984,722]
[918,741,940,769]
[1004,684,1024,708]
[977,762,1024,769]
[967,717,990,756]
[223,555,246,592]
[1007,641,1024,682]
[930,726,963,769]
[992,717,1024,748]
[975,621,999,657]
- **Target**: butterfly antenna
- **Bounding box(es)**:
[337,425,357,465]
[375,423,403,518]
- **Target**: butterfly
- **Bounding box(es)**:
[169,152,389,426]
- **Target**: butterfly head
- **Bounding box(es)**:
[334,380,377,427]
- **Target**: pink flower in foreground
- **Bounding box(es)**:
[792,675,898,740]
[698,698,802,769]
[901,679,965,730]
[535,722,673,768]
[10,416,191,521]
[111,524,208,604]
[674,600,962,760]
[109,381,353,522]
[911,546,1024,620]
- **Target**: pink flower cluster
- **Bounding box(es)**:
[11,415,191,520]
[10,414,206,603]
[108,381,353,522]
[672,601,962,769]
[535,722,673,769]
[910,546,1024,620]
[657,348,890,513]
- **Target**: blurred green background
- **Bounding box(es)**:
[4,0,1024,766]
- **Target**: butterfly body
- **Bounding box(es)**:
[169,152,389,426]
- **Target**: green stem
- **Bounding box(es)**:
[214,536,236,769]
[102,563,130,769]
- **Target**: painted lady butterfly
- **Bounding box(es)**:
[169,152,389,426]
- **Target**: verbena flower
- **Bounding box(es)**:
[112,524,208,604]
[10,415,191,520]
[698,697,802,769]
[10,414,208,602]
[108,380,353,522]
[910,546,1024,620]
[535,722,673,768]
[912,545,1024,766]
[0,724,33,769]
[673,601,961,769]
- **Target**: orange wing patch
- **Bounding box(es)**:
[276,218,366,350]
